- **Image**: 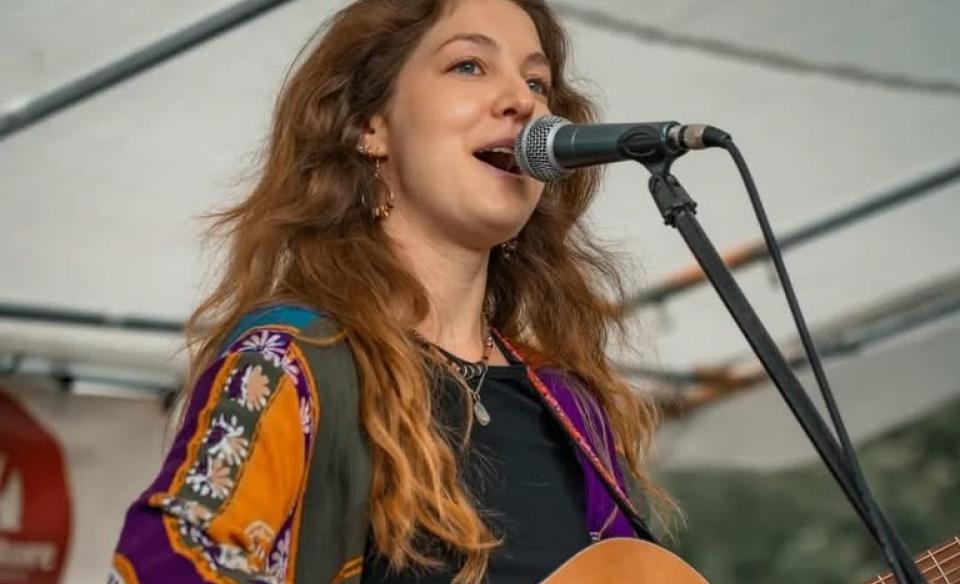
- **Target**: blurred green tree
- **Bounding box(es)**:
[660,397,960,583]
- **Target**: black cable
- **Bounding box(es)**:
[721,139,924,582]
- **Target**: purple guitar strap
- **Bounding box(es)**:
[534,367,656,543]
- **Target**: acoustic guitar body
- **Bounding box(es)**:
[541,538,710,583]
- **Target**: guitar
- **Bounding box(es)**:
[540,535,960,583]
[864,535,960,584]
[540,539,708,583]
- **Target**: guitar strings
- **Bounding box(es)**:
[865,534,960,584]
[869,545,960,584]
[928,565,958,584]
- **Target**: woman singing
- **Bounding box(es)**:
[110,0,673,582]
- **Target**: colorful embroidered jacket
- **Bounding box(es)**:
[110,306,648,584]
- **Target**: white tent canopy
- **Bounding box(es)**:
[3,4,959,581]
[2,0,960,458]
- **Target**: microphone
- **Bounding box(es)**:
[514,115,730,182]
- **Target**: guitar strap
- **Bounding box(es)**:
[493,331,657,544]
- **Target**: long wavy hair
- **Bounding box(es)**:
[184,0,672,581]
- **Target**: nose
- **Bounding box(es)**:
[492,73,536,123]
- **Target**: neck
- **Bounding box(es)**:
[386,212,491,361]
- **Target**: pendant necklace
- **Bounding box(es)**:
[413,323,496,426]
[468,331,495,426]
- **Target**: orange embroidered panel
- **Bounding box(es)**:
[111,327,320,584]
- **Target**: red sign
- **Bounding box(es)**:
[0,388,71,584]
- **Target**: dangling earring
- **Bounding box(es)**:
[371,157,395,221]
[498,237,519,259]
[357,143,394,221]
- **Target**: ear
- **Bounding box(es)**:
[359,113,390,158]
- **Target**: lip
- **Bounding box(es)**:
[473,134,519,153]
[475,156,525,181]
[472,131,523,179]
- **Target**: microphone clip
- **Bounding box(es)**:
[621,122,687,174]
[648,172,698,227]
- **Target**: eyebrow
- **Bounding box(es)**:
[435,32,551,70]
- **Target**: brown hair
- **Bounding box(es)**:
[184,0,671,581]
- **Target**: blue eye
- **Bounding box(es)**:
[452,59,482,75]
[527,77,551,95]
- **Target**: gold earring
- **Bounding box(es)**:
[371,157,394,221]
[498,237,518,259]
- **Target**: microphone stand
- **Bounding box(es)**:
[637,151,925,583]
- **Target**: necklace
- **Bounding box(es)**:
[412,324,496,426]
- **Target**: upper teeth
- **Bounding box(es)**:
[480,146,514,154]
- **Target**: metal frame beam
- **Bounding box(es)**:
[0,0,295,140]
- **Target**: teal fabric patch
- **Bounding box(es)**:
[225,304,321,347]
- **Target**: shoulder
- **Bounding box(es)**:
[217,303,353,367]
[189,304,335,438]
[222,304,336,350]
[220,303,361,408]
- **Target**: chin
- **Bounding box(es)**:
[463,209,532,249]
[479,181,540,218]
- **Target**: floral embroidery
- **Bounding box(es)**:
[161,497,214,528]
[206,414,249,466]
[178,517,215,549]
[299,397,312,436]
[266,529,291,581]
[235,327,301,383]
[163,495,280,579]
[186,503,213,526]
[238,365,272,411]
[276,351,301,382]
[245,521,276,570]
[217,544,252,573]
[146,324,320,581]
[169,509,227,574]
[185,456,235,500]
[239,331,287,364]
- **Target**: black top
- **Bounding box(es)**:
[360,350,591,583]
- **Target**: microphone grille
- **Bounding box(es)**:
[515,115,573,182]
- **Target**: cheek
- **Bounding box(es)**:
[525,181,546,214]
[535,100,552,118]
[390,93,490,193]
[395,81,486,149]
[389,104,474,188]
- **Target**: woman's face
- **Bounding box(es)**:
[366,0,553,252]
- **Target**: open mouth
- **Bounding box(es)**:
[474,147,521,176]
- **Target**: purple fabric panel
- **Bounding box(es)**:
[599,412,636,538]
[111,360,225,582]
[534,367,636,539]
[114,504,208,583]
[148,359,223,495]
